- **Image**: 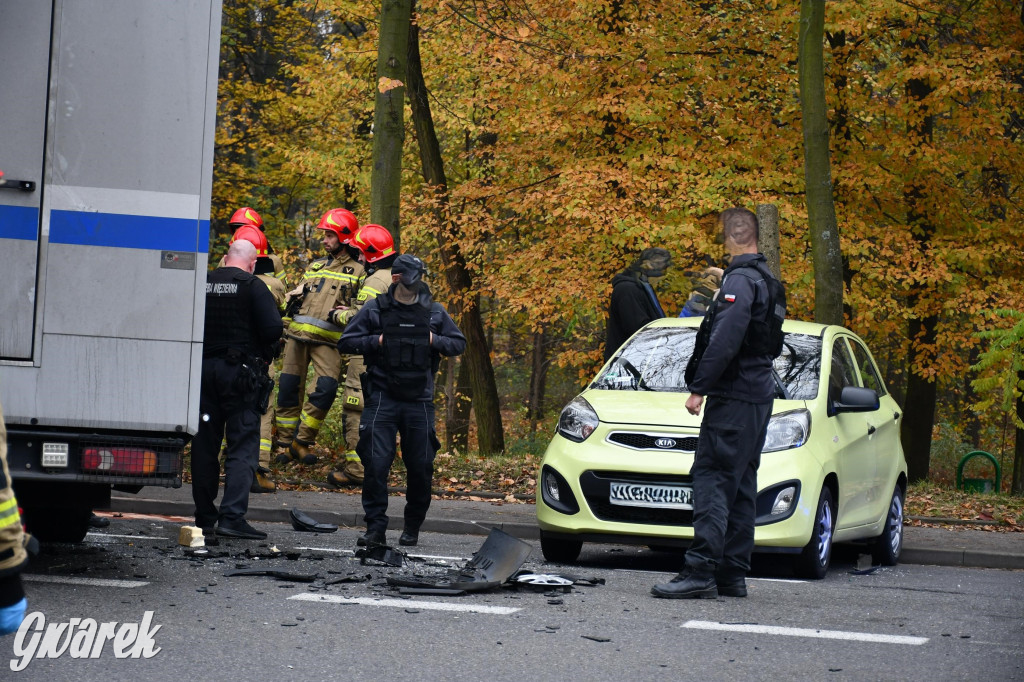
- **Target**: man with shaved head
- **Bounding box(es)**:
[653,207,786,600]
[192,239,283,541]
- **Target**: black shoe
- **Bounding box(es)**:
[357,530,386,547]
[715,571,747,597]
[651,571,717,599]
[216,520,267,540]
[399,530,419,547]
[199,527,220,546]
[89,513,111,529]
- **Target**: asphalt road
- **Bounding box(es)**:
[6,517,1023,681]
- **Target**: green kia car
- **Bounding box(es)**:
[537,318,908,578]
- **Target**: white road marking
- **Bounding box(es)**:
[682,620,928,645]
[23,575,150,588]
[288,593,520,615]
[87,532,170,542]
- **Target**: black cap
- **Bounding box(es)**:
[392,254,427,286]
[635,247,672,277]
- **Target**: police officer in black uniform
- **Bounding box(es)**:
[652,207,785,599]
[193,240,283,540]
[338,254,466,547]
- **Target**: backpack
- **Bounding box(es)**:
[738,261,786,358]
[377,295,433,400]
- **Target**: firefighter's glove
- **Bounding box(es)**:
[328,307,352,328]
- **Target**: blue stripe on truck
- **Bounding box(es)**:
[0,205,40,240]
[50,210,210,253]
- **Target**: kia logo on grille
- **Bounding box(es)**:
[654,438,677,449]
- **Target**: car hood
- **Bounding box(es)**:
[584,389,804,428]
[584,390,700,428]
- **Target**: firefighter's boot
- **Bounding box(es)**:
[289,439,318,465]
[251,467,277,494]
[327,451,363,487]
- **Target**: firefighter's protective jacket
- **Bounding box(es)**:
[0,398,29,580]
[287,251,365,343]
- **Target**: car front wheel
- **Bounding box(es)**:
[540,530,583,563]
[794,486,835,579]
[871,484,904,566]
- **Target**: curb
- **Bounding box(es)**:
[109,496,1023,570]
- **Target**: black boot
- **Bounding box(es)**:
[715,570,747,597]
[651,569,717,599]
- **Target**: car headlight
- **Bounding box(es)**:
[557,396,599,442]
[762,409,810,452]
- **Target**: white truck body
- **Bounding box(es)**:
[0,1,222,539]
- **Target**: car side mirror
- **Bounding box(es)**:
[832,386,880,414]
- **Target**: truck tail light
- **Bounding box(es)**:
[82,448,157,475]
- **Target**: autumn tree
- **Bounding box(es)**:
[799,0,843,325]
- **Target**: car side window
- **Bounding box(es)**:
[828,339,858,405]
[848,338,887,396]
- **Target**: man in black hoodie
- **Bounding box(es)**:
[604,247,673,361]
[338,255,466,548]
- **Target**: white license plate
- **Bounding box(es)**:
[609,482,693,510]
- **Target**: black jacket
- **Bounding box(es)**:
[687,253,775,403]
[605,271,665,360]
[338,284,466,401]
[203,267,283,362]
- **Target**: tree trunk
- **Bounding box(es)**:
[900,40,937,484]
[527,329,548,434]
[756,204,781,280]
[370,0,413,243]
[447,357,472,453]
[406,16,505,454]
[1014,371,1024,495]
[798,0,843,325]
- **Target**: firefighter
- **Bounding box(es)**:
[326,224,397,488]
[274,208,365,465]
[228,226,287,493]
[229,206,288,287]
[0,394,35,635]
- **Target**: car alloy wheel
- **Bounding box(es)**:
[795,486,835,579]
[871,484,904,566]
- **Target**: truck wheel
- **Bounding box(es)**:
[24,505,92,543]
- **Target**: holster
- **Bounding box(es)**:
[359,371,373,403]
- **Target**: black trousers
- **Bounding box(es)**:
[357,390,439,534]
[685,396,772,577]
[191,357,259,527]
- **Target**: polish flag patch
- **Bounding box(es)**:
[723,294,736,302]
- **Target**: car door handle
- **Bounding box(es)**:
[893,411,900,421]
[867,425,876,435]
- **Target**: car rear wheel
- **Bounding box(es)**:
[540,531,583,563]
[794,486,835,579]
[871,484,904,566]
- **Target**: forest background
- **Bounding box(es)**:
[211,0,1024,495]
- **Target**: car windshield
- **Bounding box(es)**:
[592,327,822,399]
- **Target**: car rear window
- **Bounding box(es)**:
[593,327,822,399]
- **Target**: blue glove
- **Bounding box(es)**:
[0,597,27,636]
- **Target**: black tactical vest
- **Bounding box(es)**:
[203,268,255,358]
[377,295,433,400]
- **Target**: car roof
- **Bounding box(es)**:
[646,316,848,338]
